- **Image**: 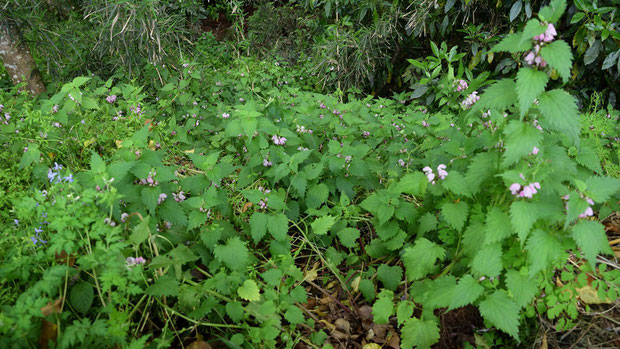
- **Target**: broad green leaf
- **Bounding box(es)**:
[485,207,514,244]
[284,305,305,324]
[146,275,179,297]
[141,186,161,215]
[571,221,613,268]
[503,121,543,166]
[538,0,566,23]
[448,275,484,310]
[311,215,336,236]
[516,67,549,116]
[396,172,428,196]
[537,90,580,146]
[576,140,602,172]
[90,152,106,173]
[187,211,207,230]
[526,229,563,276]
[396,300,415,326]
[70,282,94,313]
[442,171,472,197]
[226,302,244,323]
[441,201,469,231]
[566,193,590,223]
[540,40,573,83]
[401,318,440,349]
[471,243,503,277]
[425,275,457,309]
[337,227,360,248]
[585,176,620,203]
[306,183,329,209]
[476,79,517,111]
[159,200,187,226]
[505,270,538,308]
[491,33,531,53]
[250,212,268,243]
[268,213,289,240]
[520,19,547,46]
[478,291,520,339]
[372,290,394,324]
[377,265,403,291]
[214,237,249,271]
[510,200,538,243]
[238,279,260,302]
[130,216,150,245]
[418,212,438,234]
[403,238,445,281]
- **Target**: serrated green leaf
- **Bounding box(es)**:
[538,0,566,23]
[471,243,503,277]
[520,19,547,45]
[485,207,514,244]
[442,171,472,197]
[540,40,573,83]
[337,227,360,248]
[377,265,403,291]
[226,302,244,323]
[403,238,445,281]
[576,140,602,172]
[284,305,305,324]
[418,212,438,234]
[526,229,563,276]
[441,201,469,231]
[396,172,428,196]
[401,318,440,349]
[585,176,620,203]
[448,275,484,310]
[478,291,520,339]
[425,275,457,309]
[510,200,538,243]
[250,212,268,243]
[146,275,179,297]
[572,220,613,268]
[396,300,415,326]
[477,79,517,110]
[130,216,151,245]
[238,279,260,302]
[214,237,249,271]
[306,183,329,209]
[268,213,289,240]
[311,215,336,236]
[516,67,549,116]
[537,90,580,146]
[505,270,538,308]
[187,211,207,230]
[491,33,531,53]
[503,120,543,166]
[90,152,106,173]
[372,290,394,324]
[159,200,187,226]
[566,193,590,223]
[141,186,161,215]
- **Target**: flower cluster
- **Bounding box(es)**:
[296,125,313,134]
[257,186,271,210]
[524,23,557,67]
[509,176,541,199]
[423,164,448,185]
[530,146,539,155]
[272,135,287,145]
[138,170,158,186]
[454,79,468,92]
[173,191,186,202]
[47,163,73,183]
[126,256,146,267]
[263,158,273,167]
[461,91,480,108]
[157,193,167,205]
[31,226,47,245]
[106,95,117,104]
[222,113,230,119]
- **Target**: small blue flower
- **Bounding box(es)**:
[31,236,38,244]
[47,169,58,183]
[35,227,43,233]
[63,174,73,183]
[53,162,63,171]
[13,219,19,225]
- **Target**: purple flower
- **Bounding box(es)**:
[398,159,406,167]
[423,166,436,184]
[35,227,43,233]
[14,219,19,225]
[524,51,536,65]
[455,79,468,92]
[272,135,287,145]
[222,113,230,119]
[106,95,117,104]
[531,146,539,155]
[461,91,480,108]
[362,131,370,138]
[421,120,430,127]
[263,158,273,167]
[121,213,129,223]
[47,169,58,183]
[53,162,63,171]
[63,174,74,183]
[52,105,59,113]
[437,164,448,180]
[157,193,167,205]
[509,183,521,195]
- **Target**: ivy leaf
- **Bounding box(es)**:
[571,221,613,268]
[478,291,520,340]
[485,207,514,244]
[401,318,440,349]
[471,243,503,277]
[403,238,445,281]
[311,215,336,236]
[225,302,244,323]
[537,90,580,146]
[214,237,249,271]
[146,275,179,297]
[267,213,289,240]
[441,201,469,231]
[448,275,484,311]
[510,200,538,243]
[505,270,538,308]
[503,120,543,166]
[372,290,394,324]
[237,279,260,302]
[540,40,573,83]
[516,67,549,117]
[377,265,403,291]
[249,212,268,243]
[526,229,563,276]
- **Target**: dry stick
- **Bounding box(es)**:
[306,279,354,316]
[567,317,599,349]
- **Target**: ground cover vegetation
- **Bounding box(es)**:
[1,0,619,348]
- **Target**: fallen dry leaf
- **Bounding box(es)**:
[187,340,212,349]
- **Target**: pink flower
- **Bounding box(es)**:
[222,113,230,119]
[106,95,117,104]
[454,79,468,92]
[524,51,536,65]
[157,193,167,205]
[272,135,287,145]
[509,183,521,195]
[531,146,539,155]
[263,158,272,167]
[437,164,448,180]
[579,207,594,218]
[421,120,430,127]
[544,23,557,42]
[461,91,480,108]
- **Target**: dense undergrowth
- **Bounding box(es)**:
[1,1,620,348]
